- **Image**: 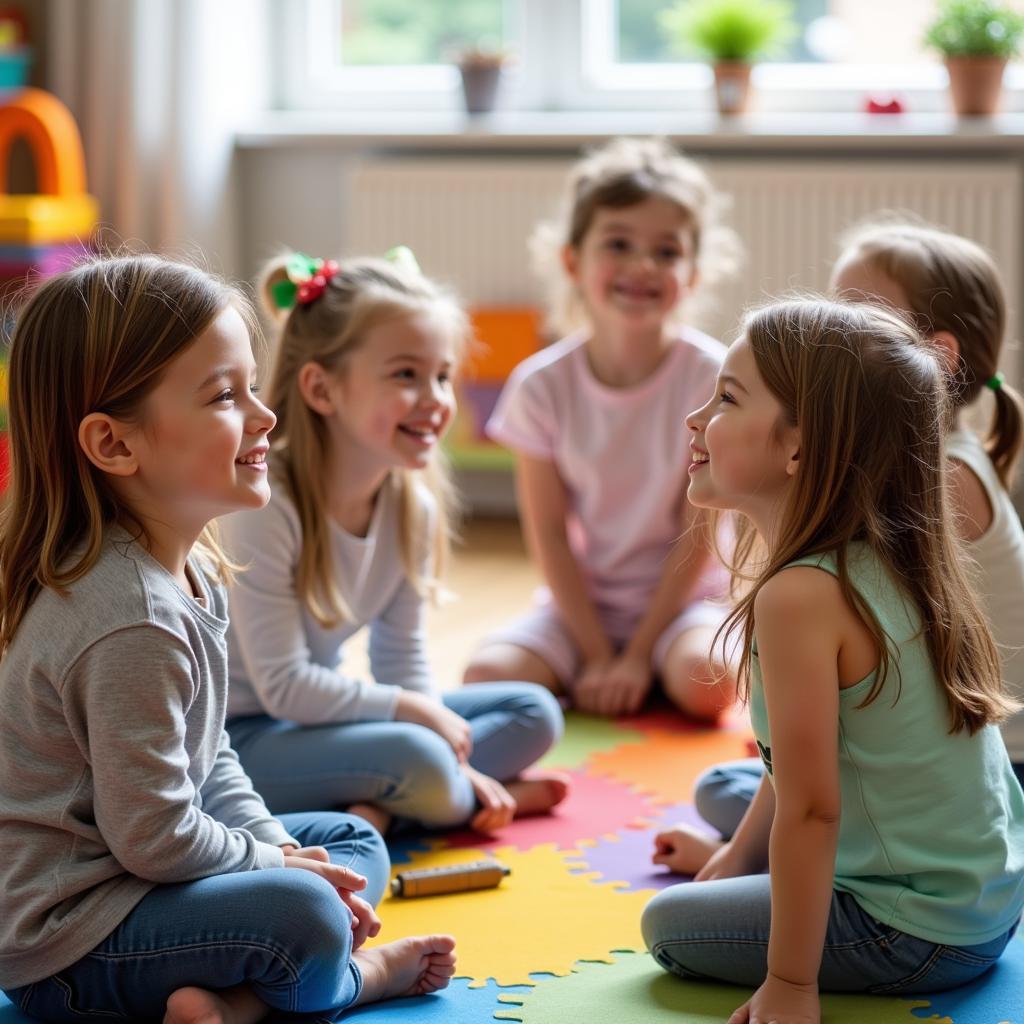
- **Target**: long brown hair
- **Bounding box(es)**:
[259,255,468,628]
[0,253,250,654]
[836,221,1023,488]
[719,298,1013,734]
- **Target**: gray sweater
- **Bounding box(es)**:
[0,529,295,989]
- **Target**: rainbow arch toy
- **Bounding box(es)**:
[0,87,98,245]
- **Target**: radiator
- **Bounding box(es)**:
[347,156,1021,382]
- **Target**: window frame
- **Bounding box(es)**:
[272,0,1024,115]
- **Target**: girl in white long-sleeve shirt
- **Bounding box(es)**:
[223,251,567,838]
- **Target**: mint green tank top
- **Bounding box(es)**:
[750,544,1024,946]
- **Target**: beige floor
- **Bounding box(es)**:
[343,516,539,689]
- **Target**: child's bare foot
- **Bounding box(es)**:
[348,802,392,836]
[164,985,266,1024]
[506,771,571,818]
[353,935,457,1004]
[652,824,724,876]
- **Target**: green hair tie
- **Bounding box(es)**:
[985,372,1005,392]
[384,245,421,275]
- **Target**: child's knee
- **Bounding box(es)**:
[521,684,564,749]
[259,870,354,953]
[641,888,704,979]
[393,727,473,827]
[641,888,686,960]
[664,660,734,722]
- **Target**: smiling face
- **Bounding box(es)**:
[127,305,277,528]
[684,335,800,532]
[324,309,457,473]
[564,196,698,333]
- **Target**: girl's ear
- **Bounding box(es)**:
[560,244,579,282]
[782,425,801,478]
[297,361,337,417]
[930,330,961,373]
[78,414,138,477]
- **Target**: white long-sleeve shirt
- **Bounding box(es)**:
[223,476,439,725]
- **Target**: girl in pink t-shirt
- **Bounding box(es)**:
[463,137,739,720]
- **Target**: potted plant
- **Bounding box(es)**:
[454,45,511,115]
[924,0,1024,115]
[659,0,797,115]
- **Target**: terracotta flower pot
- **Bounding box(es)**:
[944,56,1007,116]
[713,62,752,115]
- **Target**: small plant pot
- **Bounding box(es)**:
[458,63,504,114]
[713,61,752,115]
[944,56,1007,116]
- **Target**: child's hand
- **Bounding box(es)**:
[463,765,517,832]
[341,891,382,950]
[284,851,367,896]
[599,652,652,715]
[694,839,759,882]
[652,825,724,875]
[573,658,614,714]
[574,654,651,715]
[727,973,819,1024]
[396,691,473,761]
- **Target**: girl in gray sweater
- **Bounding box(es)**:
[0,256,456,1024]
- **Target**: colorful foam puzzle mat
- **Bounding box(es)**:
[1,708,1021,1022]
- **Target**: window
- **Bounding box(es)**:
[276,0,1024,114]
[339,0,506,66]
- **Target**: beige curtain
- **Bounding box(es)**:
[46,0,268,276]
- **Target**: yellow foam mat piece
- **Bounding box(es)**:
[587,728,754,805]
[369,842,654,988]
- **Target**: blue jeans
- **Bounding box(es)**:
[642,874,1018,994]
[3,813,388,1023]
[227,683,563,829]
[694,757,764,838]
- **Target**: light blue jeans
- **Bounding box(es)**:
[642,875,1018,994]
[3,813,389,1023]
[227,683,563,829]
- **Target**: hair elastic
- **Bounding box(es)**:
[985,372,1005,392]
[270,253,340,311]
[384,244,421,275]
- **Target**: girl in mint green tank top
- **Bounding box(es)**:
[641,298,1024,1024]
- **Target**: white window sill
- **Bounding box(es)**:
[236,110,1024,152]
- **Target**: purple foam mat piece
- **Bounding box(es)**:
[568,801,717,892]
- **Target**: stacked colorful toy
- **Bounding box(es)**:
[0,78,99,491]
[447,307,543,471]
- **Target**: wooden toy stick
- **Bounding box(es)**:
[390,859,511,898]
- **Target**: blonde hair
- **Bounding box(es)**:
[259,255,468,628]
[532,136,740,336]
[835,220,1023,489]
[718,298,1014,735]
[0,253,250,654]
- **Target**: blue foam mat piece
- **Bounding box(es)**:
[909,931,1024,1024]
[340,977,532,1022]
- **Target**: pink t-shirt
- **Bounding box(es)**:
[487,328,729,625]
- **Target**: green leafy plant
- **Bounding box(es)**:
[924,0,1024,59]
[659,0,798,63]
